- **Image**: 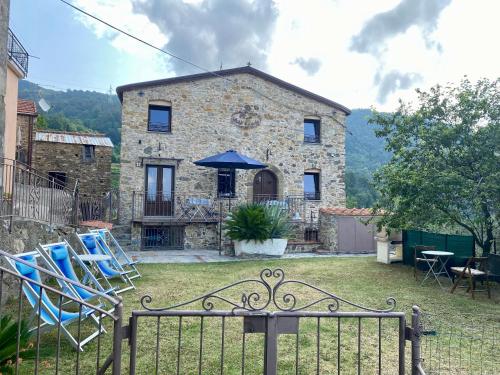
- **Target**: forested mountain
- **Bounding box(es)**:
[18,80,121,160]
[345,108,391,208]
[18,81,389,206]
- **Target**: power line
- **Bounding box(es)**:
[56,0,349,132]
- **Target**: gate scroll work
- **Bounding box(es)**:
[126,269,425,375]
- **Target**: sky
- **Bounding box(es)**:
[9,0,500,111]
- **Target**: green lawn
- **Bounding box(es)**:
[10,257,500,374]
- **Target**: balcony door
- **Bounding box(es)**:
[253,170,278,202]
[145,165,174,216]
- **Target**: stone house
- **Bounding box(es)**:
[16,99,37,165]
[117,66,350,251]
[31,130,113,196]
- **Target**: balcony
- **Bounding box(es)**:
[7,28,29,76]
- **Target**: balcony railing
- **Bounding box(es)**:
[7,28,28,75]
[131,191,319,225]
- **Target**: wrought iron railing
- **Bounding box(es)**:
[1,158,118,228]
[0,158,77,226]
[7,28,29,75]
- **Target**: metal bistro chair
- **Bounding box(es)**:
[414,245,437,280]
[450,256,493,299]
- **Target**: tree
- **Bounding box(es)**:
[370,77,500,254]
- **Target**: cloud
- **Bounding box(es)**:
[291,57,321,75]
[131,0,278,74]
[349,0,451,104]
[375,70,422,103]
[350,0,452,55]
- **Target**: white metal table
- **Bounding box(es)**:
[77,254,112,262]
[421,250,454,288]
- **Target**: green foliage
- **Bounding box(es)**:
[0,315,34,373]
[19,80,121,161]
[345,109,389,208]
[224,204,294,242]
[224,204,270,242]
[345,170,378,208]
[265,205,294,239]
[370,77,500,253]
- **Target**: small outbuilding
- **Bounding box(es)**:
[32,130,113,196]
[319,207,381,253]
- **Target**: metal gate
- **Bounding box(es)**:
[124,269,425,374]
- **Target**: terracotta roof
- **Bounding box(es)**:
[17,99,37,116]
[116,66,351,115]
[319,207,380,216]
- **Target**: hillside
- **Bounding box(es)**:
[18,80,121,160]
[18,81,389,206]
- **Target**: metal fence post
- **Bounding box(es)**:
[264,314,278,375]
[49,179,54,226]
[112,297,123,375]
[411,305,423,375]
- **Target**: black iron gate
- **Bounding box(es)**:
[124,269,426,374]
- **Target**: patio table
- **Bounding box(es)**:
[420,250,454,288]
[77,254,112,262]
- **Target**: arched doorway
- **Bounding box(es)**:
[253,170,278,202]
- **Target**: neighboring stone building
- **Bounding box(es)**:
[31,130,113,196]
[16,98,37,165]
[117,66,350,251]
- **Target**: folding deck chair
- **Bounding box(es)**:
[89,228,141,280]
[2,251,105,351]
[38,241,117,302]
[76,233,135,294]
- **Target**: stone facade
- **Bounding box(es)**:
[16,99,37,165]
[31,131,113,196]
[118,67,349,250]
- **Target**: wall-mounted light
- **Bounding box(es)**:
[135,160,143,167]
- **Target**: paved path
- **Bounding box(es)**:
[128,249,374,264]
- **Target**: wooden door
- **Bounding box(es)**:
[145,165,174,216]
[253,170,277,202]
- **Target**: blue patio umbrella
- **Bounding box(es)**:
[193,149,267,170]
[194,150,266,199]
[194,150,266,253]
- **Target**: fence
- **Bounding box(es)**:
[419,311,499,374]
[1,158,122,232]
[403,230,475,267]
[1,158,77,227]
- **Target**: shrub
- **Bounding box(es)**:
[0,315,34,374]
[224,203,294,242]
[265,205,294,239]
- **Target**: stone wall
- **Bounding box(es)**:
[32,140,112,196]
[0,218,82,255]
[119,72,347,226]
[319,210,338,252]
[16,113,35,163]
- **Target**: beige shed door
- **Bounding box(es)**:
[337,216,376,253]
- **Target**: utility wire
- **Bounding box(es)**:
[57,0,349,133]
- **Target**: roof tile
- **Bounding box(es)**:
[17,99,37,115]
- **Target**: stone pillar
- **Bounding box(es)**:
[318,209,338,252]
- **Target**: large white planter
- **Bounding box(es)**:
[234,239,288,257]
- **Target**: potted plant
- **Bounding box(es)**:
[224,203,294,257]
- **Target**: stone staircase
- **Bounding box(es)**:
[110,224,134,251]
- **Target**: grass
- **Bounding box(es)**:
[7,256,500,374]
